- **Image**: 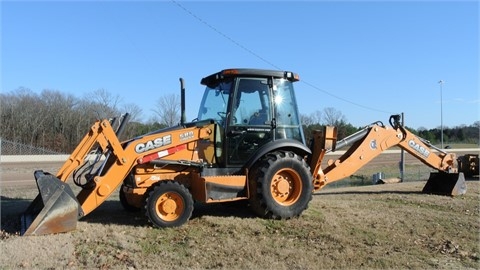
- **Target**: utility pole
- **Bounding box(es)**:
[438,80,444,149]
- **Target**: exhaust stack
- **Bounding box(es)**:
[180,78,186,126]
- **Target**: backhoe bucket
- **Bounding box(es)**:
[20,171,82,236]
[422,172,467,196]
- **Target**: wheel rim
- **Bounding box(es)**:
[155,191,185,222]
[270,168,302,205]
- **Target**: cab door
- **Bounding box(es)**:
[225,77,273,165]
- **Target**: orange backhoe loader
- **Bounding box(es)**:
[21,68,466,236]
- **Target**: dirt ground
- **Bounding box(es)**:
[1,159,479,269]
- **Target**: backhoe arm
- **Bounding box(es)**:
[310,115,458,191]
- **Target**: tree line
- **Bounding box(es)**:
[0,88,176,153]
[1,88,478,154]
[301,109,479,147]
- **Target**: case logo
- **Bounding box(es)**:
[135,135,172,153]
[408,139,430,158]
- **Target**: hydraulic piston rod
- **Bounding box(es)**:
[331,122,383,152]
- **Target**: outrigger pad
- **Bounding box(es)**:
[21,171,81,236]
[422,172,467,196]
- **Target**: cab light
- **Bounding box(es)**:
[223,69,239,75]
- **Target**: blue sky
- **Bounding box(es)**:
[1,1,478,129]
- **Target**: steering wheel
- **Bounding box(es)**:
[217,112,237,124]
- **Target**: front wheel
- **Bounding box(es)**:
[249,151,313,219]
[144,181,194,228]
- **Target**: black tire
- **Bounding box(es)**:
[144,181,194,228]
[119,185,141,212]
[249,151,313,219]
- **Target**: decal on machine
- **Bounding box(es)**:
[408,139,430,158]
[370,140,377,150]
[135,135,172,153]
[180,131,195,141]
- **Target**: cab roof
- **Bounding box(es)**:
[200,68,299,86]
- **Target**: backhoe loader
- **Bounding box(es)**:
[21,68,466,236]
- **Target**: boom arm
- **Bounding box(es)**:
[55,118,214,216]
[310,115,458,191]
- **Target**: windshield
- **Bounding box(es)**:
[197,81,232,124]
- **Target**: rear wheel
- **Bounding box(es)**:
[249,151,313,219]
[144,181,194,228]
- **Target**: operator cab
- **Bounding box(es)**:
[197,68,305,167]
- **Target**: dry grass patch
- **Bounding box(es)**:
[1,177,479,269]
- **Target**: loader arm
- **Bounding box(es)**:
[70,120,214,216]
[56,119,127,182]
[20,118,127,235]
[21,118,215,235]
[310,115,458,191]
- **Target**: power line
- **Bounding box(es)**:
[301,80,394,114]
[171,0,395,115]
[170,0,280,70]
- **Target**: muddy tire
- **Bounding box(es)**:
[144,181,194,228]
[119,185,141,212]
[249,151,313,219]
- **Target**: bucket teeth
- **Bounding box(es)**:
[422,172,467,196]
[21,171,81,236]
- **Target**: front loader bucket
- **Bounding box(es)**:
[20,171,82,236]
[422,172,467,196]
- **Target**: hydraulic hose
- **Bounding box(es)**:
[389,114,407,140]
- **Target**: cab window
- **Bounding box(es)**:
[231,78,271,126]
[197,81,232,125]
[273,79,304,143]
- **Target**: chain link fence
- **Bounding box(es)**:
[0,138,66,155]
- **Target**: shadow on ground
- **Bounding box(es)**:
[315,190,424,196]
[0,196,31,234]
[1,196,257,235]
[82,200,256,225]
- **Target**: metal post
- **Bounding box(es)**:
[438,80,444,149]
[400,112,405,182]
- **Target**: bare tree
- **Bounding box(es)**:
[119,103,143,140]
[300,113,314,127]
[39,89,78,151]
[323,107,346,126]
[153,94,181,127]
[122,103,142,123]
[88,89,122,119]
[473,121,480,129]
[300,110,322,126]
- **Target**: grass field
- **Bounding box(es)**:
[1,152,478,269]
